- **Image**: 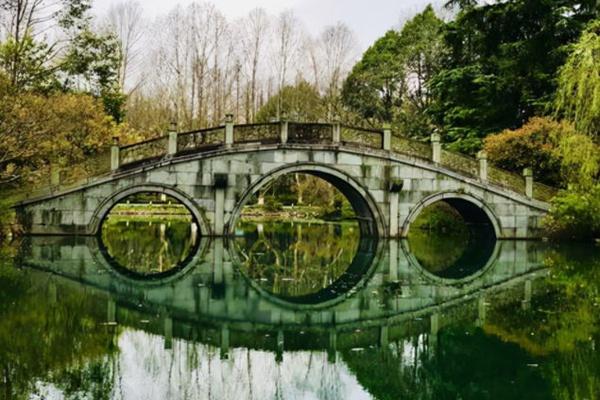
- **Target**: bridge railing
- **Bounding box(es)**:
[234,123,279,144]
[12,118,557,203]
[120,136,169,166]
[288,122,333,144]
[340,125,383,149]
[178,126,225,153]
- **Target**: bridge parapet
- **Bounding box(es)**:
[103,119,555,202]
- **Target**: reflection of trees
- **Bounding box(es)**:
[0,256,117,399]
[484,244,600,400]
[235,221,360,297]
[102,220,196,274]
[342,327,552,400]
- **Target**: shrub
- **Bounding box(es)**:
[543,184,600,241]
[483,117,570,187]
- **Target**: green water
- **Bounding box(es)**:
[0,221,599,399]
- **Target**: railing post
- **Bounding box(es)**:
[50,166,61,187]
[431,132,441,163]
[111,136,120,171]
[280,112,288,144]
[332,117,341,144]
[168,121,178,155]
[225,113,234,145]
[523,168,533,199]
[477,150,488,182]
[383,123,392,151]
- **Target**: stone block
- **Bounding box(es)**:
[336,153,362,165]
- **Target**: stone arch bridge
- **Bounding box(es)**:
[14,119,556,238]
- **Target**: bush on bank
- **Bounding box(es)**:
[543,185,600,242]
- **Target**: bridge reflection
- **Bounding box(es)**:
[18,234,548,358]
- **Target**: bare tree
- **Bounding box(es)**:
[238,8,268,122]
[271,10,302,118]
[105,0,145,92]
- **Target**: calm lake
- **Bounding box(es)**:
[0,220,598,399]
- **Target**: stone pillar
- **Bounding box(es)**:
[388,166,402,237]
[220,324,230,359]
[388,240,398,282]
[379,324,389,349]
[50,166,61,187]
[107,298,116,324]
[276,329,284,363]
[431,132,441,163]
[214,174,228,236]
[168,121,178,155]
[523,168,533,199]
[164,315,173,350]
[110,137,120,171]
[382,124,392,151]
[332,118,341,144]
[328,329,337,363]
[225,114,234,145]
[522,279,532,311]
[477,150,488,182]
[477,295,486,327]
[280,113,289,144]
[429,312,440,357]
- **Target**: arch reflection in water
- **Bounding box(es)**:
[100,192,199,278]
[233,221,378,304]
[406,200,498,280]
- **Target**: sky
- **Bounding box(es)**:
[92,0,443,49]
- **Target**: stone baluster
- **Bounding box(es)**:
[431,132,441,163]
[50,166,61,187]
[280,112,288,144]
[168,121,178,155]
[523,168,533,199]
[110,136,120,171]
[383,124,392,151]
[225,113,234,145]
[477,150,488,182]
[332,117,341,145]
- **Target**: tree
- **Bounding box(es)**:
[555,19,600,140]
[255,80,323,123]
[105,0,145,92]
[341,5,445,136]
[342,30,404,125]
[428,0,599,154]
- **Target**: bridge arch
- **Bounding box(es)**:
[401,191,502,239]
[226,163,387,237]
[89,183,211,236]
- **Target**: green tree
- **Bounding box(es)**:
[555,19,600,140]
[60,28,126,122]
[255,81,324,122]
[341,5,445,137]
[429,0,598,154]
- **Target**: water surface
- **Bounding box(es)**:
[0,221,598,399]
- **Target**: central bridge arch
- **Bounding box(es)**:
[226,163,386,237]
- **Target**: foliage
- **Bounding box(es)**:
[0,75,116,189]
[0,34,55,90]
[543,184,600,241]
[255,81,324,122]
[342,5,445,137]
[410,201,465,233]
[484,116,599,187]
[555,19,600,139]
[484,117,570,186]
[60,28,125,122]
[428,0,598,154]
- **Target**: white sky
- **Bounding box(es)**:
[93,0,442,49]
